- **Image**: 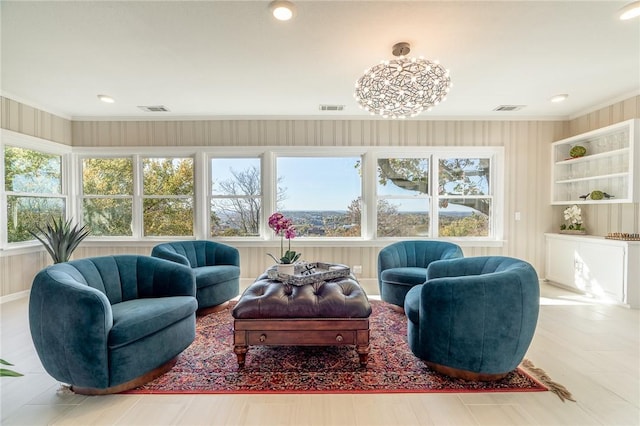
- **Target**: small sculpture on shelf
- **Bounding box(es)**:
[579,190,614,201]
[569,145,587,158]
[560,205,586,234]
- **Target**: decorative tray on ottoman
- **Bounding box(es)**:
[267,262,351,286]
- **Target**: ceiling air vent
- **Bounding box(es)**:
[319,104,345,111]
[138,105,170,112]
[493,105,525,112]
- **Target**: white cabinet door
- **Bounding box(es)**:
[545,233,631,305]
[546,237,577,289]
[577,242,625,301]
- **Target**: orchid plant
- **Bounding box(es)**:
[267,212,301,264]
[561,205,583,231]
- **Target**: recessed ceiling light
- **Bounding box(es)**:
[550,94,569,103]
[619,1,640,20]
[97,94,115,103]
[269,0,295,21]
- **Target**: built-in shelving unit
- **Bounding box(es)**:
[551,119,639,204]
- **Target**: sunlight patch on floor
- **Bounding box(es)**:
[539,294,620,306]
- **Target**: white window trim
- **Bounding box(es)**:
[1,129,71,250]
[2,137,504,250]
[209,154,264,238]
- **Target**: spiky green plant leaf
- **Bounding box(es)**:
[0,359,23,377]
[29,216,90,264]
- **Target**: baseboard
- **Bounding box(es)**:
[0,290,29,304]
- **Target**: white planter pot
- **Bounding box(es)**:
[277,263,295,275]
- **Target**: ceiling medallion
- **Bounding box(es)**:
[354,42,452,119]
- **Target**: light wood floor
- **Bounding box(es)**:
[1,283,638,426]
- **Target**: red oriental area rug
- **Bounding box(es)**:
[126,301,570,399]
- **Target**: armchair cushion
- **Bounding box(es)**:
[377,240,463,308]
[194,265,240,288]
[109,296,197,348]
[380,267,430,287]
[152,240,241,310]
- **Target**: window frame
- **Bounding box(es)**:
[1,130,71,249]
[433,152,498,240]
[74,147,201,241]
[273,151,366,240]
[141,155,196,238]
[209,154,264,238]
[372,153,432,239]
[369,147,503,241]
[1,137,504,249]
[80,155,135,238]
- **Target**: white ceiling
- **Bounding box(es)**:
[2,1,639,121]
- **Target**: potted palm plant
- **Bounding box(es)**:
[30,216,90,263]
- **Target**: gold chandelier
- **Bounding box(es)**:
[354,42,452,119]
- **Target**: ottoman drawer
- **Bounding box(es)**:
[247,330,356,345]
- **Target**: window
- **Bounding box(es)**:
[437,157,492,237]
[142,157,194,237]
[3,140,502,245]
[4,145,65,243]
[276,156,362,237]
[82,157,134,236]
[210,157,261,237]
[376,157,430,237]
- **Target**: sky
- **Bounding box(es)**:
[211,156,486,212]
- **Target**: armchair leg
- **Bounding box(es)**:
[387,304,405,314]
[426,361,509,382]
[197,301,230,317]
[71,357,178,395]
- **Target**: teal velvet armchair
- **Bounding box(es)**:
[404,256,540,380]
[377,240,463,309]
[29,255,197,394]
[151,240,240,313]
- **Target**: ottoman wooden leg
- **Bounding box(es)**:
[356,328,370,366]
[233,328,248,367]
[357,347,369,366]
[234,345,247,367]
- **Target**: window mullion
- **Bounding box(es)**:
[133,154,143,239]
[263,152,276,241]
[362,152,374,240]
[194,151,207,240]
[431,153,439,237]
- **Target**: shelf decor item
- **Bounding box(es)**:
[266,212,302,267]
[560,204,586,234]
[579,190,615,201]
[606,233,640,241]
[569,145,587,158]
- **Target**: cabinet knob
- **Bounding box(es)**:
[336,334,343,342]
[259,334,267,342]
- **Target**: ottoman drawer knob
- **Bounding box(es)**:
[260,334,267,342]
[336,334,343,342]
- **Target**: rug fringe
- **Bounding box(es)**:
[521,359,575,402]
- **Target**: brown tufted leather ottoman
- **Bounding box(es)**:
[232,272,372,367]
